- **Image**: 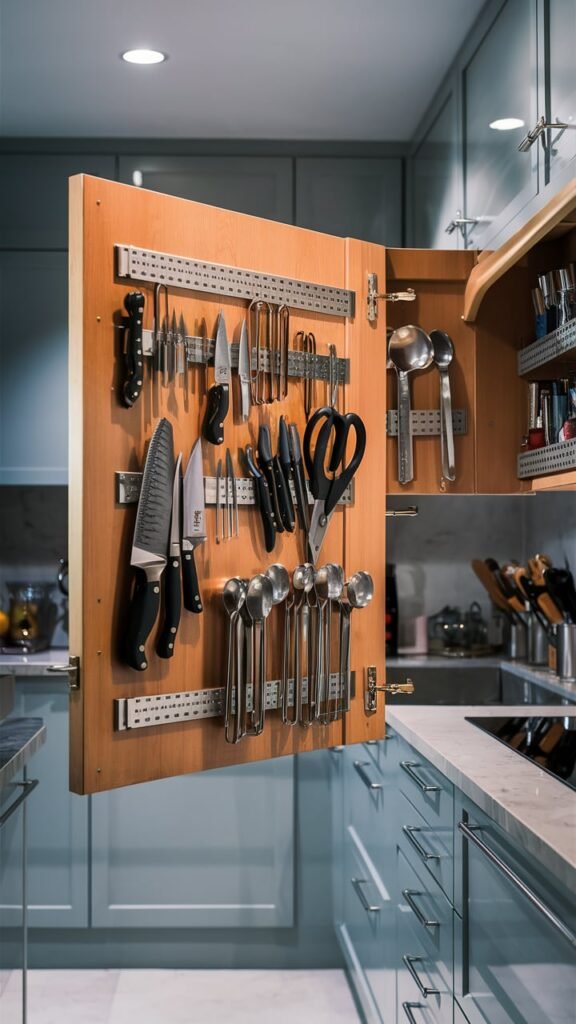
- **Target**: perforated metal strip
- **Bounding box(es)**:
[116,244,355,318]
[517,438,576,479]
[386,409,467,436]
[518,320,576,376]
[115,674,345,731]
[114,473,354,507]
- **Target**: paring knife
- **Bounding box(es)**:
[257,425,285,534]
[238,319,251,422]
[122,292,145,408]
[203,311,231,445]
[288,422,310,531]
[125,418,174,671]
[157,453,183,659]
[278,417,296,531]
[182,438,206,613]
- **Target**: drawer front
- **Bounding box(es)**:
[454,998,471,1024]
[397,896,453,1024]
[398,790,454,903]
[397,847,453,990]
[341,827,395,1023]
[347,747,395,875]
[399,744,453,833]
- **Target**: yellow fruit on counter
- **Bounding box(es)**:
[0,610,9,638]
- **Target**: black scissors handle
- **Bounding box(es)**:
[303,406,366,514]
[303,406,335,499]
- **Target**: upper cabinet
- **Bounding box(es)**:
[410,88,462,250]
[295,158,403,245]
[463,0,539,250]
[547,0,576,186]
[0,155,116,249]
[118,156,293,223]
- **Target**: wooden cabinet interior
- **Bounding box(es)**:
[68,176,387,795]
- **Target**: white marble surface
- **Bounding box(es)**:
[387,704,576,888]
[1,969,359,1023]
[0,648,67,676]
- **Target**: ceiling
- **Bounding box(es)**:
[0,0,486,140]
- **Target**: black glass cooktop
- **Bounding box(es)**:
[466,716,576,791]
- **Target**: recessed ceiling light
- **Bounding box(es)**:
[489,118,525,131]
[121,49,167,65]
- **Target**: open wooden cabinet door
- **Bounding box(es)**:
[68,175,388,794]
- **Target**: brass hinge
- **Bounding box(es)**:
[46,655,80,691]
[364,665,414,714]
[367,273,416,323]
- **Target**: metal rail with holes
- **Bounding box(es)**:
[386,409,467,436]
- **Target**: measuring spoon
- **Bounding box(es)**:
[430,329,456,482]
[223,578,247,744]
[388,326,434,484]
[293,563,315,725]
[339,572,375,714]
[265,564,290,717]
[246,574,274,735]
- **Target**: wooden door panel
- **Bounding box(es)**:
[69,175,387,794]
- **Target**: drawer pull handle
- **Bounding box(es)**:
[402,889,439,930]
[353,760,383,791]
[351,877,381,913]
[400,761,440,793]
[402,1001,425,1023]
[402,954,440,997]
[402,825,441,862]
[458,821,576,949]
[0,779,39,827]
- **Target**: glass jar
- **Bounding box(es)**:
[7,582,58,652]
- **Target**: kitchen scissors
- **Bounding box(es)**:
[303,406,366,564]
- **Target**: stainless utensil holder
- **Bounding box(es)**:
[528,614,548,666]
[506,618,528,660]
[556,623,576,680]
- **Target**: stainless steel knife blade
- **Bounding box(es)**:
[213,310,231,386]
[238,319,251,421]
[131,418,174,575]
[169,453,183,557]
[183,438,206,548]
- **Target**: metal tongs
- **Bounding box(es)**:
[296,330,316,418]
[248,299,271,405]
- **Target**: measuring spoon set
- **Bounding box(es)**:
[222,563,373,743]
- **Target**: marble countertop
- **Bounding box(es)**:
[387,654,576,702]
[387,704,576,888]
[0,715,46,795]
[0,648,68,676]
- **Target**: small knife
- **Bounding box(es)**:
[125,418,174,671]
[122,292,145,408]
[277,417,296,531]
[289,423,310,531]
[157,453,183,659]
[257,425,285,534]
[203,311,231,445]
[245,445,276,553]
[238,319,251,422]
[182,438,206,613]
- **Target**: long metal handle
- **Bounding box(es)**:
[400,761,440,792]
[459,821,576,948]
[353,760,383,791]
[402,955,440,997]
[351,877,381,913]
[402,889,439,930]
[402,825,441,862]
[0,779,39,827]
[440,370,455,481]
[402,1003,424,1024]
[397,369,413,484]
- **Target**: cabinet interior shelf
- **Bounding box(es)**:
[518,319,576,377]
[517,437,576,480]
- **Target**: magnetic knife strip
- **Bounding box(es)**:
[115,673,350,731]
[140,329,349,384]
[116,244,356,318]
[116,473,354,507]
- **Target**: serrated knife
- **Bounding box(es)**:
[125,418,174,671]
[182,438,206,613]
[202,311,230,445]
[156,453,183,659]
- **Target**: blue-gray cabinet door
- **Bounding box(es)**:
[0,155,116,249]
[91,756,294,928]
[295,158,403,245]
[410,87,463,250]
[0,778,26,1020]
[454,799,576,1024]
[0,682,89,928]
[462,0,539,250]
[118,156,293,223]
[0,252,68,484]
[328,746,345,928]
[547,0,576,186]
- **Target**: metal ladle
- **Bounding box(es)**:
[339,572,375,714]
[388,325,434,485]
[246,574,274,735]
[223,578,247,744]
[430,329,456,482]
[292,563,315,725]
[264,564,290,719]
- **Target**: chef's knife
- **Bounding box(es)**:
[122,292,145,408]
[182,438,206,613]
[257,425,285,534]
[156,453,183,659]
[289,422,310,531]
[238,319,251,422]
[203,311,230,445]
[125,418,174,671]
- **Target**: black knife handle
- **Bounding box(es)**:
[182,549,203,613]
[125,569,162,671]
[293,461,310,531]
[203,384,229,445]
[156,556,182,658]
[273,455,294,532]
[122,292,145,408]
[254,475,277,553]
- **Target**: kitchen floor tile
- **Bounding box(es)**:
[19,969,120,1024]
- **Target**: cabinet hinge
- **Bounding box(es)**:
[47,655,80,691]
[364,665,414,714]
[367,272,416,323]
